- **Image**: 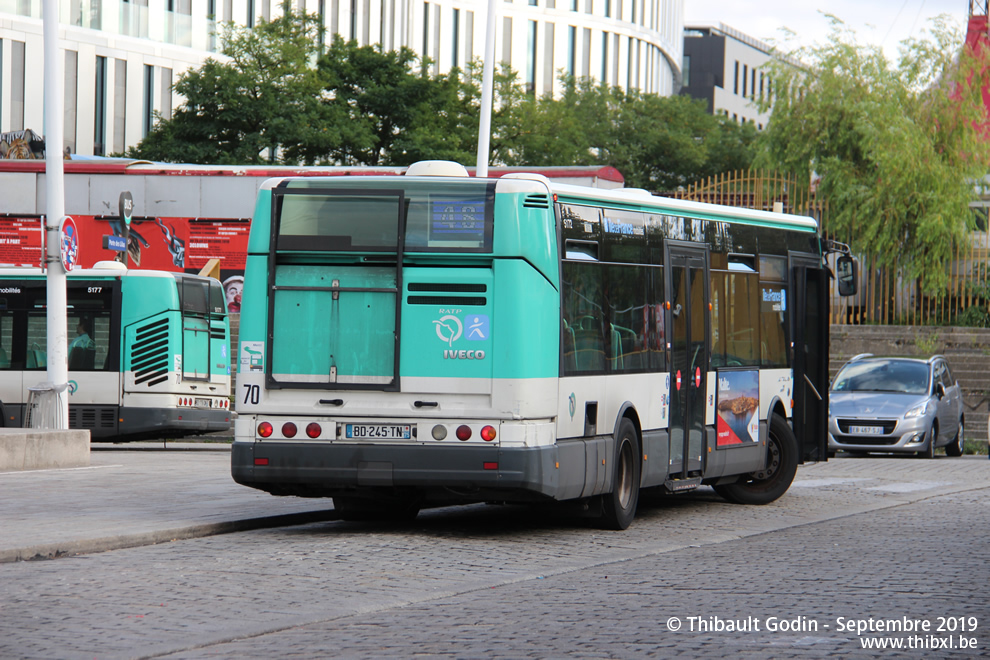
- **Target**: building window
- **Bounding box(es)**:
[543,23,554,93]
[318,0,326,49]
[526,20,537,94]
[113,59,126,154]
[452,8,459,67]
[143,63,154,137]
[465,11,474,63]
[568,25,576,77]
[502,17,512,66]
[751,68,756,100]
[63,49,77,153]
[682,54,690,87]
[742,64,747,97]
[582,27,591,78]
[11,40,26,132]
[423,2,429,59]
[733,61,738,95]
[601,32,608,83]
[159,67,172,121]
[94,56,107,156]
[350,0,358,41]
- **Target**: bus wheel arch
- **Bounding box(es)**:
[600,411,642,530]
[713,412,798,506]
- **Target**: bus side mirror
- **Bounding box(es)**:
[836,255,857,297]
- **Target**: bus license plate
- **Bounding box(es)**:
[346,424,411,440]
[195,397,211,408]
[849,425,884,435]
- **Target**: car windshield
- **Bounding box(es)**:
[831,360,930,395]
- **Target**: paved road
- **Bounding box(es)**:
[0,453,987,659]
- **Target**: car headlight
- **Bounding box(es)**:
[904,401,931,419]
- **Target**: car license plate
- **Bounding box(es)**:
[345,424,411,440]
[849,425,884,435]
[195,397,211,408]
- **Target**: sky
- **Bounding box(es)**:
[683,0,973,59]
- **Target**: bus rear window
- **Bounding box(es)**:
[275,180,494,253]
[176,277,209,315]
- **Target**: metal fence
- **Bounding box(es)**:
[667,169,990,326]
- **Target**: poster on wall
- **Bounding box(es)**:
[716,369,761,447]
[0,218,44,266]
[1,215,251,313]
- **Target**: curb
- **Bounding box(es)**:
[90,442,233,452]
[0,509,339,564]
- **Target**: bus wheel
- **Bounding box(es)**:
[600,418,641,530]
[333,495,421,522]
[714,413,798,506]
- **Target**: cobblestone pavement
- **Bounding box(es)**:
[0,456,987,659]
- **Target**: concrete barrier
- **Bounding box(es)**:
[0,429,90,471]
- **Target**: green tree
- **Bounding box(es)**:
[756,15,990,292]
[489,75,757,190]
[127,6,333,164]
[307,38,478,166]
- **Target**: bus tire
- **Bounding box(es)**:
[714,413,798,506]
[333,495,421,522]
[600,418,641,530]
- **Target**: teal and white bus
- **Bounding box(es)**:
[0,263,232,440]
[231,161,841,529]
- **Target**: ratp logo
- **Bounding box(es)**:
[433,315,463,346]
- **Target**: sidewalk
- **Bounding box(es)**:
[0,443,338,563]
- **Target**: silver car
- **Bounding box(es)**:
[828,355,965,458]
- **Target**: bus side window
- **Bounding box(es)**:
[607,264,649,372]
[562,262,606,374]
[0,311,11,368]
[26,314,47,370]
[710,272,725,368]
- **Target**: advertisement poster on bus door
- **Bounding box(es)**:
[716,369,760,447]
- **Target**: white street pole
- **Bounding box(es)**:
[43,0,69,427]
[475,0,497,178]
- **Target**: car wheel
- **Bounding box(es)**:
[945,421,965,457]
[919,424,937,459]
[599,418,641,530]
[714,413,798,505]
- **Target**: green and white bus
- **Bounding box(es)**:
[231,161,840,529]
[0,263,232,440]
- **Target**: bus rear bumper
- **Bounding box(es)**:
[231,441,559,501]
[116,407,232,439]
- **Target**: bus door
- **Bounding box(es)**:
[268,188,404,391]
[665,243,710,481]
[789,255,829,462]
[178,278,212,381]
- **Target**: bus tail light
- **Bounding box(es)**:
[282,422,297,438]
[456,425,472,441]
[306,423,322,438]
[432,425,447,440]
[258,421,273,438]
[481,425,497,442]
